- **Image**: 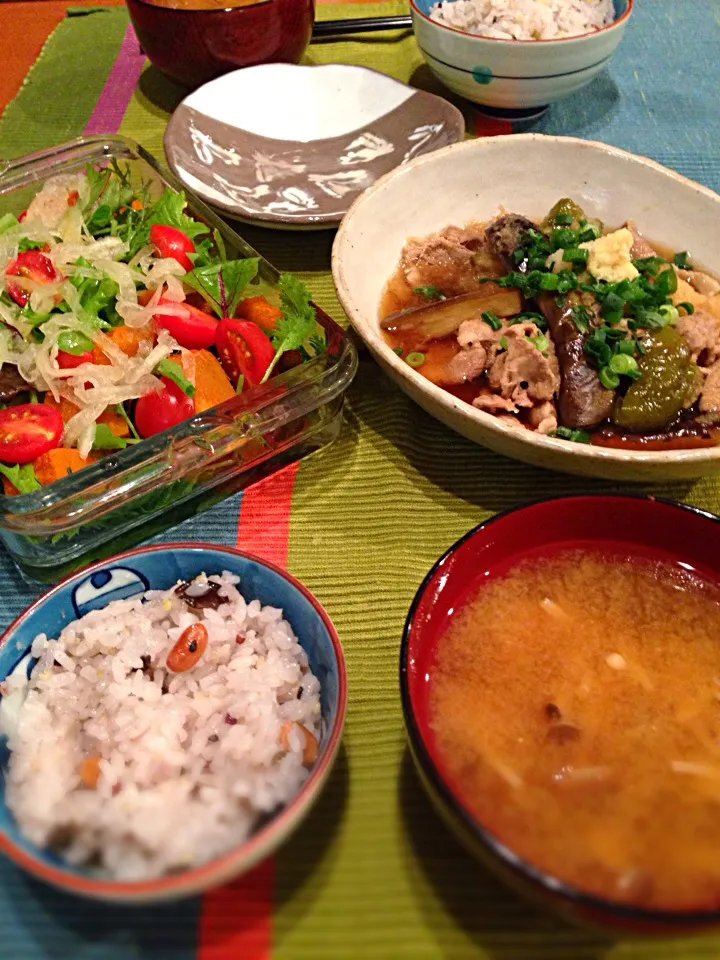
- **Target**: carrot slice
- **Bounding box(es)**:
[33,448,96,485]
[44,394,129,438]
[181,349,235,413]
[236,296,282,331]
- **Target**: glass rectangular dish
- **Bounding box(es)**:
[0,137,358,580]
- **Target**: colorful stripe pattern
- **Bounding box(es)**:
[1,3,720,959]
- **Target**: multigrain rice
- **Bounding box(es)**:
[428,0,615,40]
[0,572,321,881]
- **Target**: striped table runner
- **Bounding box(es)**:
[0,3,720,958]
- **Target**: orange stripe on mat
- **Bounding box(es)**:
[198,464,298,960]
[474,114,513,137]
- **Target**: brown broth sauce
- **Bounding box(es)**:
[430,550,720,910]
[142,0,261,8]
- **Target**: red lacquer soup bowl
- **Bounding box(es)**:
[126,0,315,89]
[400,495,720,935]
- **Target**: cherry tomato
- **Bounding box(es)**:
[215,319,275,387]
[0,403,63,464]
[57,349,94,369]
[5,250,58,307]
[149,224,195,272]
[134,377,194,438]
[154,300,218,349]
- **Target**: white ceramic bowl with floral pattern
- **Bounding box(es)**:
[411,0,633,113]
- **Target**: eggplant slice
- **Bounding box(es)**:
[381,287,523,340]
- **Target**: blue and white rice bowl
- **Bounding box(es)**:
[410,0,633,112]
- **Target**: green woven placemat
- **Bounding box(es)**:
[1,6,720,959]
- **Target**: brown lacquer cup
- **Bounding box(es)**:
[126,0,315,89]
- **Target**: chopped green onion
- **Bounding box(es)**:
[405,351,426,368]
[553,213,574,226]
[673,251,692,270]
[499,336,508,350]
[655,266,678,297]
[563,247,589,264]
[578,225,601,243]
[539,272,560,291]
[570,304,592,333]
[412,285,446,301]
[599,366,621,390]
[393,346,403,356]
[608,353,640,377]
[481,311,502,331]
[659,303,679,324]
[552,426,591,444]
[616,338,636,356]
[530,334,549,352]
[677,301,695,316]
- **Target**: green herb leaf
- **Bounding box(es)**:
[57,330,94,355]
[18,237,47,252]
[155,358,195,397]
[185,258,259,319]
[0,213,19,235]
[0,462,41,494]
[92,423,131,450]
[114,402,140,440]
[262,274,318,382]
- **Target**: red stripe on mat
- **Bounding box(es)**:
[198,464,299,960]
[474,113,513,137]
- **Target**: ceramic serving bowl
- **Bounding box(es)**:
[125,0,315,90]
[401,494,720,934]
[0,543,346,902]
[165,63,465,229]
[332,133,720,481]
[410,0,632,114]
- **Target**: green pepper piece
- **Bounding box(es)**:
[541,198,584,231]
[613,326,698,432]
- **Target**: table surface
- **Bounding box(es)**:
[1,2,720,959]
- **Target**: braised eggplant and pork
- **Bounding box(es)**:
[380,199,720,450]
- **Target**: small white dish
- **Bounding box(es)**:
[164,63,465,231]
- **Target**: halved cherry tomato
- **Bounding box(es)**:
[154,300,218,349]
[149,224,195,272]
[5,250,58,307]
[57,349,94,369]
[0,403,63,464]
[215,319,275,387]
[134,376,194,438]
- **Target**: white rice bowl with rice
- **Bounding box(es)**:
[0,572,322,881]
[428,0,615,39]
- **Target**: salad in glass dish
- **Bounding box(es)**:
[0,161,325,496]
[0,137,356,579]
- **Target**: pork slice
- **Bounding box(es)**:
[0,364,32,402]
[487,336,559,408]
[443,346,489,385]
[527,400,558,435]
[472,392,518,413]
[402,225,502,297]
[678,269,720,298]
[625,220,658,260]
[676,310,720,364]
[456,318,496,349]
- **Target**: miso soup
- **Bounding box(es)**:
[430,550,720,910]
